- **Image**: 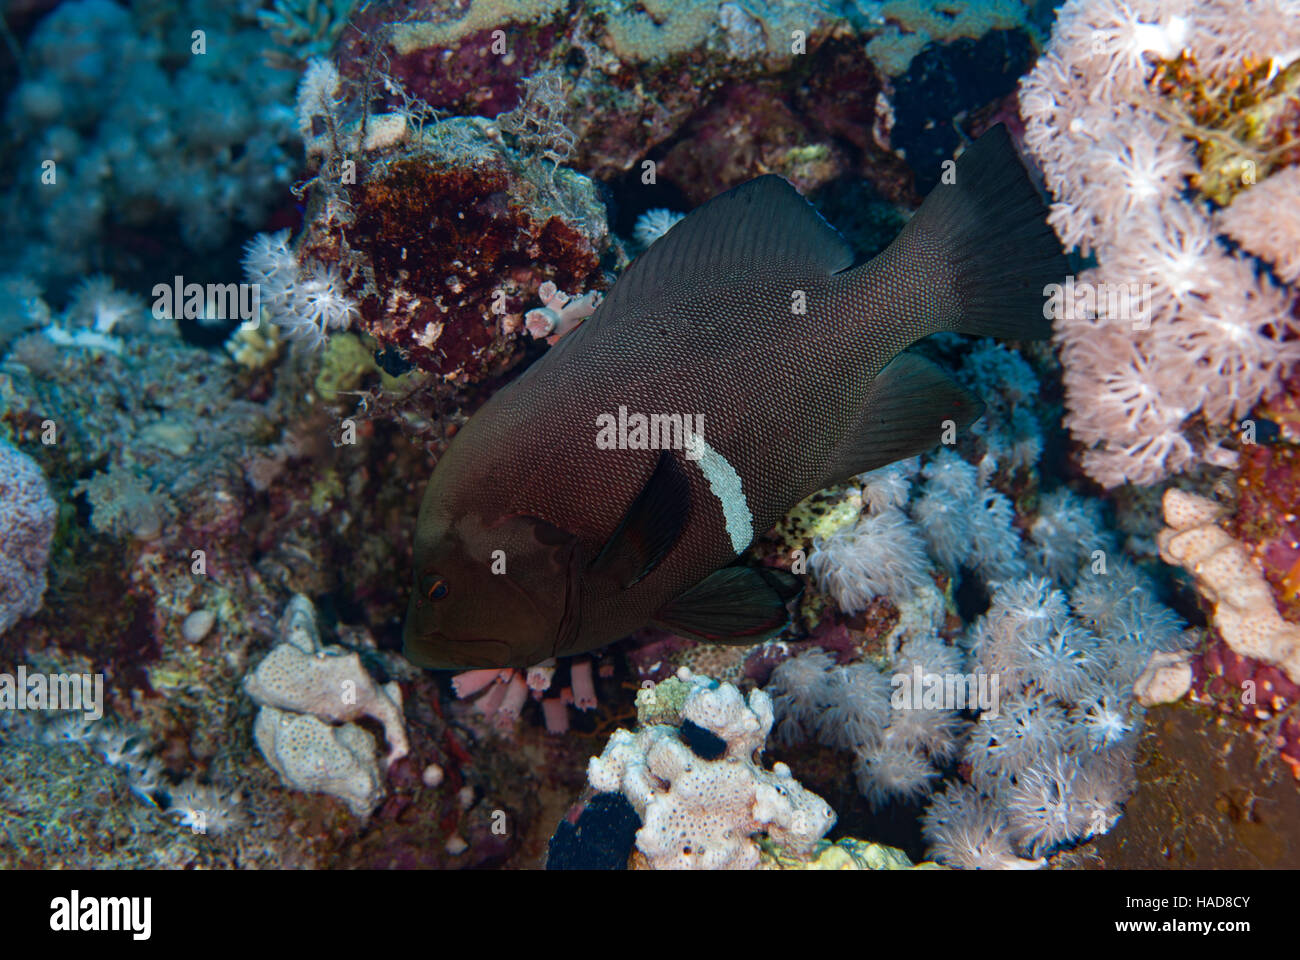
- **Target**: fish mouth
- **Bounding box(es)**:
[446,638,515,669]
[405,631,514,670]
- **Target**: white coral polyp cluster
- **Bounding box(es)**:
[1020,0,1300,487]
[911,448,1026,583]
[243,229,358,349]
[809,506,931,611]
[1216,165,1300,285]
[37,713,241,834]
[768,636,968,811]
[587,670,835,869]
[632,207,685,249]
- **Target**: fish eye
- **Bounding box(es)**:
[426,576,449,601]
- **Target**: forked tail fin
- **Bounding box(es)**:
[849,123,1069,341]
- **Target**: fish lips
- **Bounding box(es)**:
[402,628,514,671]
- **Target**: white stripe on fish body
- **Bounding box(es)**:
[684,428,753,555]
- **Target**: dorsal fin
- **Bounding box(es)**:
[594,176,855,327]
[590,450,691,589]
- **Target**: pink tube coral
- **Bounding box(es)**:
[452,658,599,734]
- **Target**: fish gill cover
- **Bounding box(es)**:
[0,0,1296,886]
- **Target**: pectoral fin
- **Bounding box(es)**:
[653,565,802,644]
[590,450,691,589]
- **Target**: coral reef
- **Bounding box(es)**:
[1020,0,1300,487]
[716,330,1210,867]
[0,717,220,869]
[766,565,1188,868]
[861,0,1037,78]
[0,260,552,866]
[5,0,1296,880]
[257,61,611,381]
[586,670,836,869]
[333,0,950,206]
[1,0,300,289]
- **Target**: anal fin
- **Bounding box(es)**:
[653,566,802,644]
[824,352,984,485]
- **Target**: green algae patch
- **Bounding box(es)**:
[759,835,942,869]
[315,333,379,403]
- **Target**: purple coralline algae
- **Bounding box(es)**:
[0,438,57,636]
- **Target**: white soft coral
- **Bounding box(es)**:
[1216,165,1300,284]
[632,208,685,249]
[65,274,144,334]
[1054,0,1190,100]
[295,263,358,343]
[242,230,358,348]
[767,648,836,745]
[168,781,243,835]
[1171,255,1300,421]
[1190,0,1300,75]
[1087,121,1194,223]
[1023,0,1300,487]
[809,507,930,611]
[242,229,298,302]
[1112,202,1223,304]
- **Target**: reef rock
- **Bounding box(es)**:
[244,595,410,816]
[1158,488,1300,684]
[289,61,611,384]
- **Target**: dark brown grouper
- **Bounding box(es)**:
[404,124,1068,669]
